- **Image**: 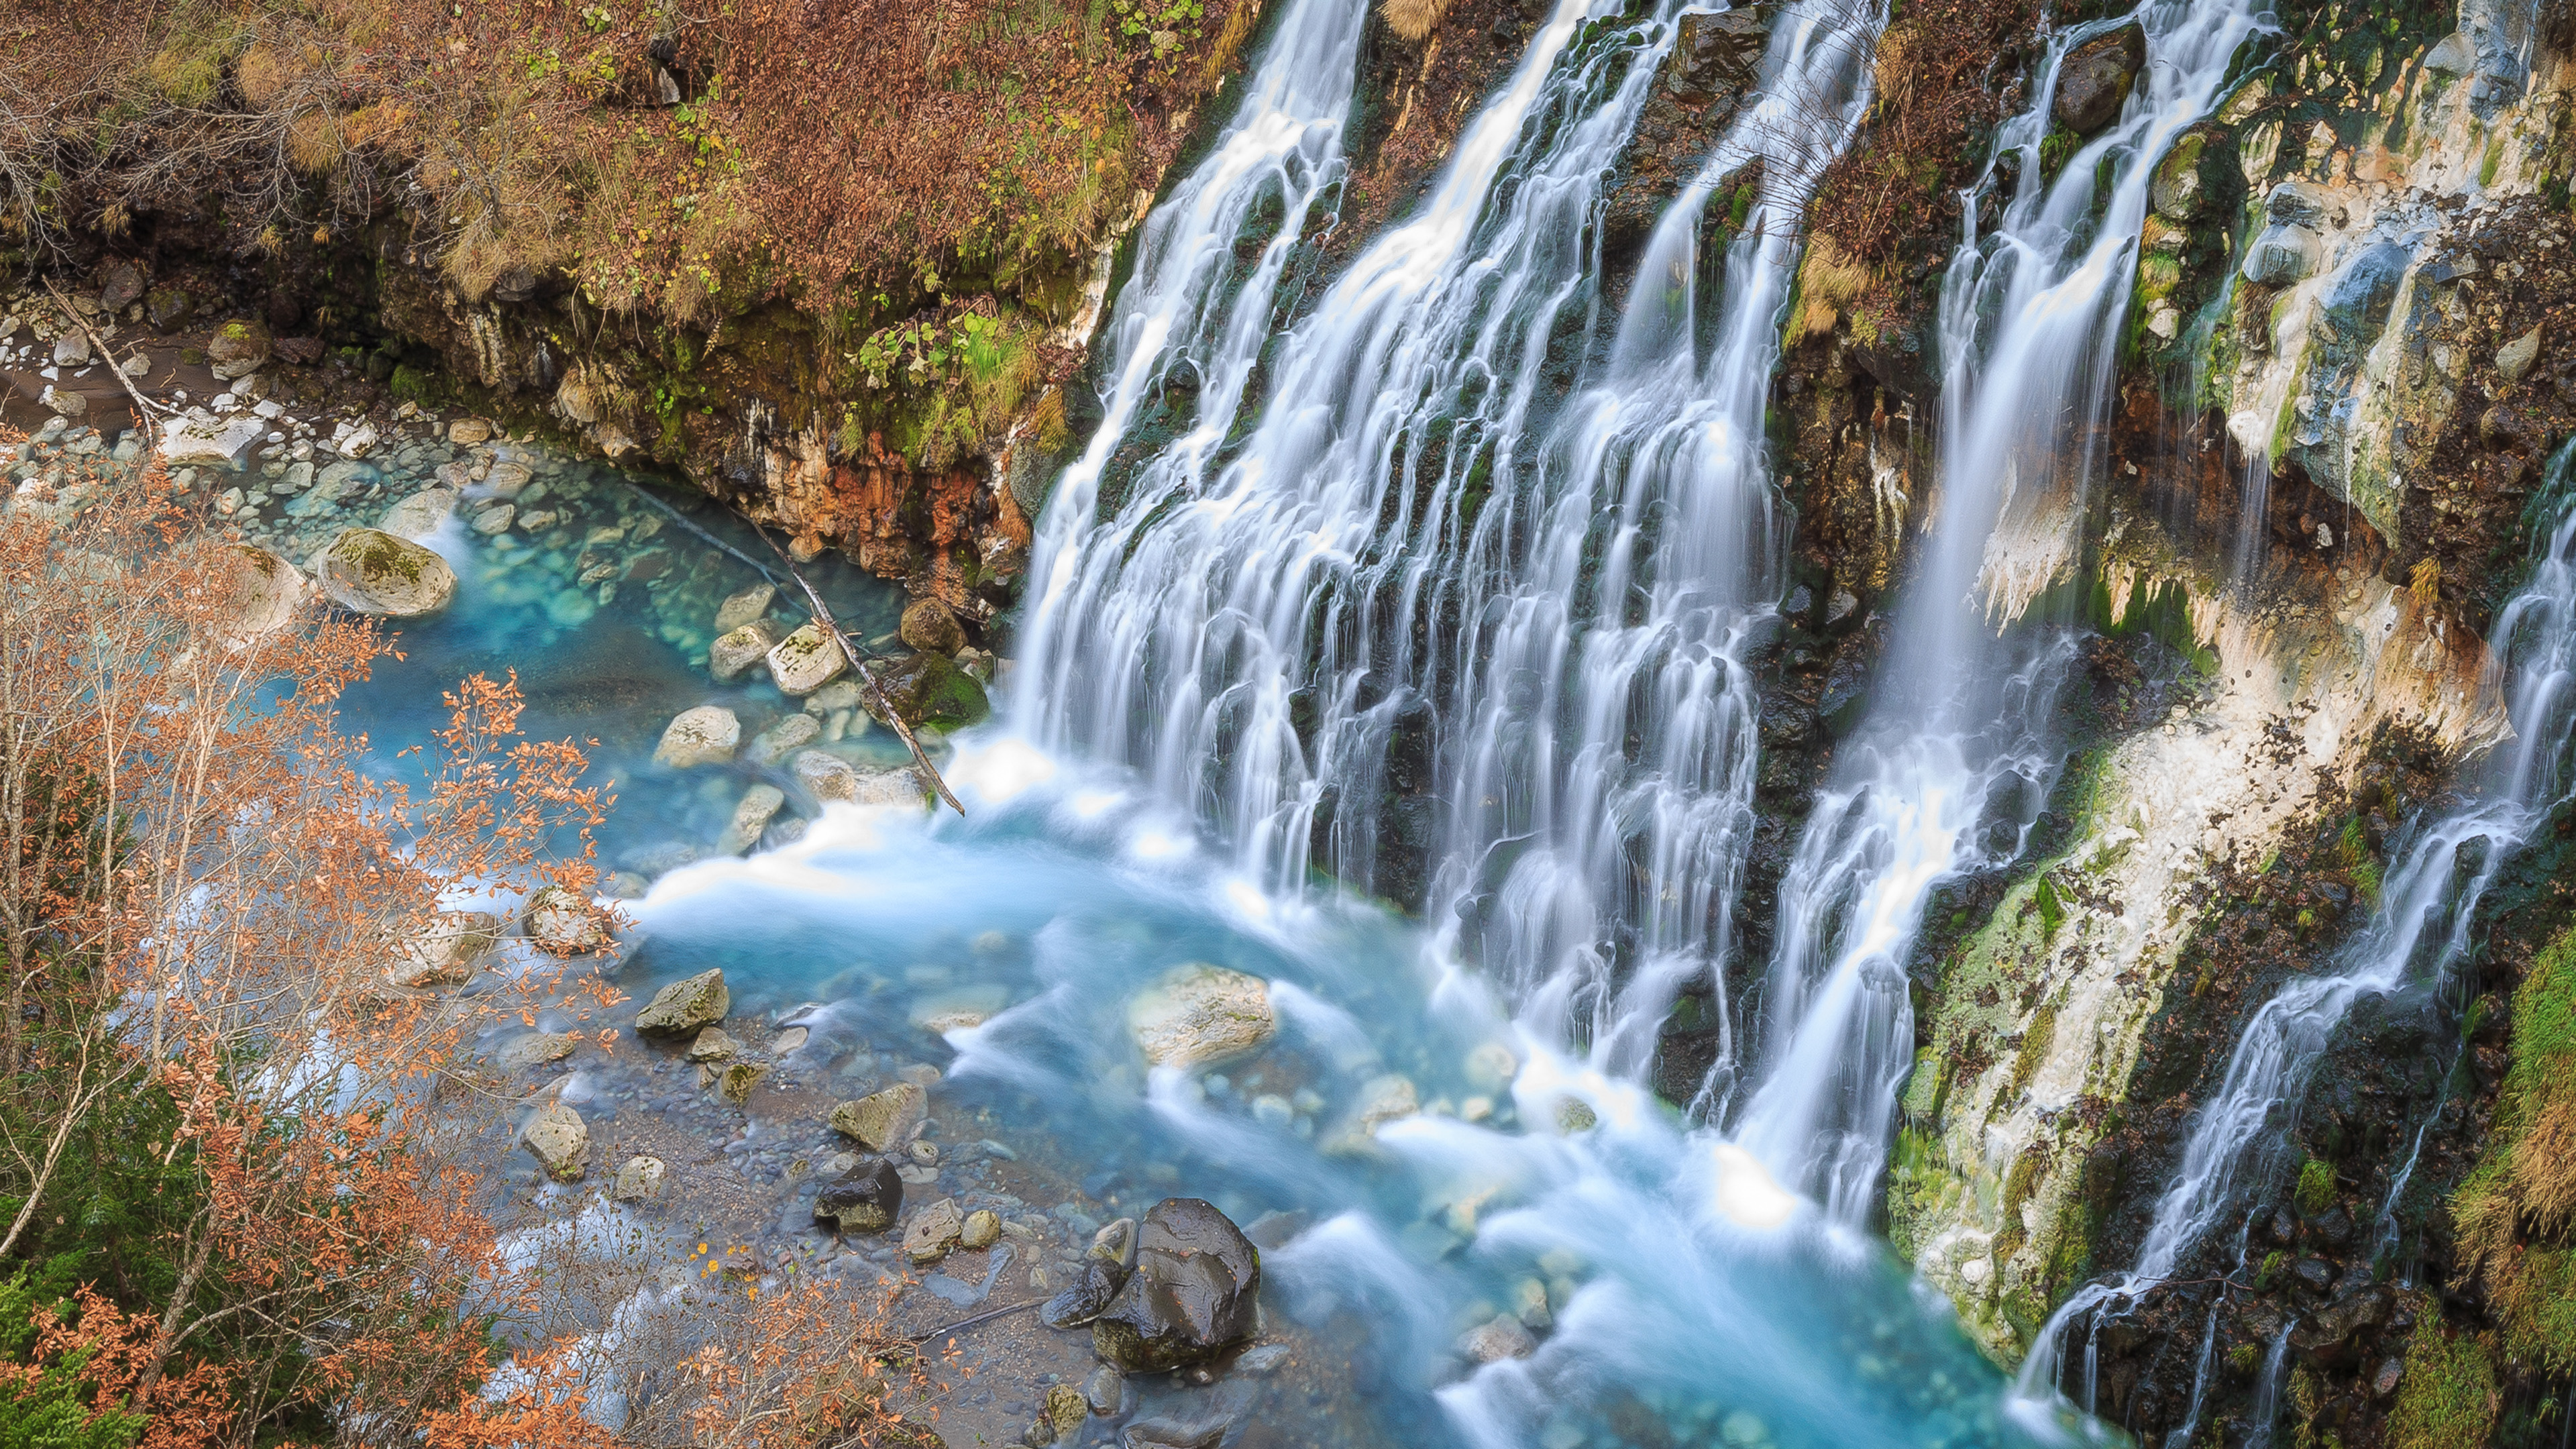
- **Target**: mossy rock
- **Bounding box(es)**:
[390,363,437,403]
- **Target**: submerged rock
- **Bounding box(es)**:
[715,784,786,854]
[709,620,782,682]
[716,1060,768,1104]
[653,705,740,767]
[376,486,459,539]
[814,1157,903,1232]
[684,1026,741,1063]
[830,1081,926,1150]
[310,528,457,616]
[744,712,820,765]
[494,1031,582,1069]
[523,1101,588,1181]
[1126,963,1276,1069]
[714,583,775,633]
[635,968,729,1036]
[1090,1198,1262,1373]
[1457,1315,1537,1363]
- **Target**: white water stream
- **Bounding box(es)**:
[2019,482,2576,1425]
[1729,0,2262,1228]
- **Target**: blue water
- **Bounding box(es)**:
[302,437,2103,1448]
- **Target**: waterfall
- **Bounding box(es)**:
[1019,0,1676,902]
[1727,0,2262,1226]
[2019,476,2576,1412]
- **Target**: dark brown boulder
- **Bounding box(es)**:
[814,1157,904,1233]
[1089,1198,1260,1373]
[2053,23,2145,134]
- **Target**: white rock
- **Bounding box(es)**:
[745,711,820,764]
[376,487,459,540]
[714,583,776,633]
[339,422,381,458]
[653,706,741,767]
[449,418,493,445]
[160,415,268,468]
[766,622,848,696]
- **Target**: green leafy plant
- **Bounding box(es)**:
[2296,1157,2336,1217]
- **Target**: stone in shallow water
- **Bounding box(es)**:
[1457,1315,1536,1363]
[522,1101,587,1181]
[716,1060,767,1104]
[376,487,458,539]
[495,1031,582,1069]
[709,620,781,682]
[900,597,966,654]
[744,710,819,764]
[766,621,848,696]
[211,544,307,643]
[614,1155,667,1202]
[653,705,739,767]
[1089,1198,1260,1373]
[684,1026,740,1063]
[814,1157,903,1232]
[1126,963,1275,1070]
[635,968,728,1036]
[309,527,457,616]
[829,1081,925,1150]
[388,910,499,987]
[1038,1260,1124,1329]
[522,885,611,956]
[713,582,775,633]
[904,1197,964,1263]
[961,1209,1002,1249]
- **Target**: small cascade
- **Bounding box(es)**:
[1730,0,2262,1222]
[2020,480,2576,1406]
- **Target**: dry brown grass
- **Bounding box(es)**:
[1795,234,1878,337]
[1383,0,1453,43]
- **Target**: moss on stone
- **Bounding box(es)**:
[2384,1326,2498,1448]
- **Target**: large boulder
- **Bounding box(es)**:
[830,1081,927,1150]
[653,706,740,767]
[1127,964,1276,1070]
[635,968,729,1037]
[866,651,989,728]
[310,528,458,617]
[2053,22,2145,133]
[1090,1199,1261,1373]
[523,1102,588,1181]
[521,885,611,955]
[814,1157,904,1232]
[205,318,274,381]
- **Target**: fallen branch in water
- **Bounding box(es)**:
[42,276,161,427]
[906,1295,1046,1342]
[736,513,966,816]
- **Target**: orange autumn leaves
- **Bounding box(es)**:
[0,450,619,1446]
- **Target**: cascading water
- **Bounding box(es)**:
[2018,468,2576,1420]
[1728,0,2262,1226]
[1019,0,1670,900]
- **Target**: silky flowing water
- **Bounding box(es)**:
[288,0,2325,1439]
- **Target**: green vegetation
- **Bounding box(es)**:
[2452,926,2576,1371]
[2296,1156,2337,1217]
[2385,1325,2500,1448]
